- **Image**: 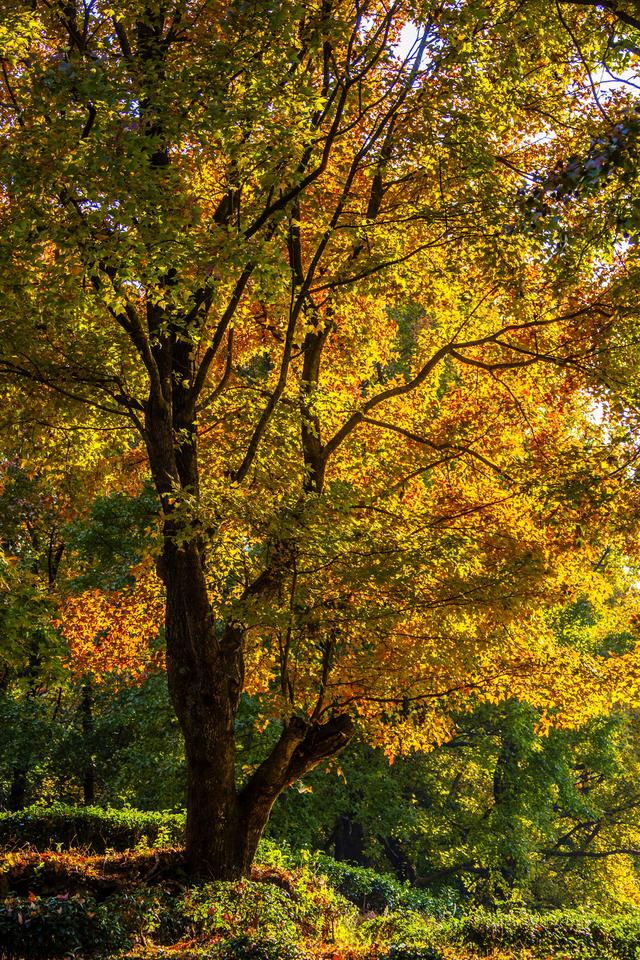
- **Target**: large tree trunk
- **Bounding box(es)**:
[144,345,355,878]
[184,757,246,879]
[161,537,355,877]
[160,571,354,880]
[161,537,244,877]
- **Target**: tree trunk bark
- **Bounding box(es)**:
[8,766,27,811]
[145,384,355,879]
[81,683,95,805]
[184,750,247,878]
[183,750,294,879]
[160,533,248,877]
[173,619,354,879]
[162,557,355,877]
[332,813,368,865]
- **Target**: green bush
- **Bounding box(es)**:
[112,887,189,946]
[257,841,457,916]
[0,842,353,955]
[358,910,438,947]
[360,906,640,958]
[451,908,640,959]
[183,875,348,942]
[309,856,456,915]
[215,935,308,960]
[381,947,445,960]
[0,804,184,852]
[0,892,130,958]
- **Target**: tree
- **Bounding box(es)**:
[0,463,72,809]
[0,463,164,808]
[1,0,640,878]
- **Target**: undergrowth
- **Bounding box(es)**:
[2,806,640,959]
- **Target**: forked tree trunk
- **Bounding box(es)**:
[184,755,288,879]
[165,550,354,875]
[163,545,355,876]
[161,539,241,877]
[145,357,354,878]
[151,460,354,876]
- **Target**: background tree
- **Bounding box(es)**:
[0,460,171,809]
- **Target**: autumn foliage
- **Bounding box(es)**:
[58,562,164,684]
[2,0,640,877]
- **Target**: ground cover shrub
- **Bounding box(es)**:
[0,804,185,852]
[215,935,308,960]
[379,947,445,960]
[356,906,640,959]
[181,873,353,944]
[0,844,356,955]
[0,848,186,898]
[108,888,190,947]
[450,908,640,959]
[357,910,439,948]
[5,817,640,960]
[0,892,131,958]
[0,885,296,959]
[257,840,457,916]
[311,858,416,912]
